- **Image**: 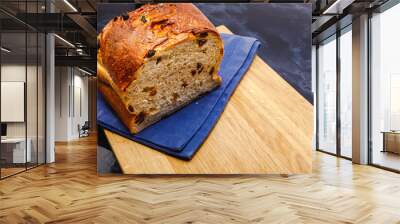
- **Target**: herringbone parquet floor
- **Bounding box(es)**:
[1,135,400,223]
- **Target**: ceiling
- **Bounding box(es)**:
[0,0,392,71]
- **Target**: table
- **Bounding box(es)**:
[382,131,400,154]
[1,138,31,164]
[103,26,313,174]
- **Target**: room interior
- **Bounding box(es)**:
[314,0,400,171]
[370,5,400,170]
[0,0,96,179]
[0,26,46,177]
[0,0,400,222]
[54,66,95,142]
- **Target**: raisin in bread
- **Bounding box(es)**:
[98,3,223,134]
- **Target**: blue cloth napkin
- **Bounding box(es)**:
[98,33,260,160]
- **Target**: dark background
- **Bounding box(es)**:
[97,3,312,173]
[98,3,312,103]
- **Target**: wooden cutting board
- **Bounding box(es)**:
[103,26,313,174]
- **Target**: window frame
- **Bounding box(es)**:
[315,24,353,160]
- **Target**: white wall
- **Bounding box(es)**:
[55,66,69,141]
[72,73,89,138]
[1,63,46,163]
[1,65,26,139]
[0,65,40,138]
[54,67,89,141]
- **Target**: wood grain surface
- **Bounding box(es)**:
[103,26,313,174]
[2,136,400,223]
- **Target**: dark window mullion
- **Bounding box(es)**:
[25,0,28,171]
[316,44,320,151]
[36,0,39,167]
[44,0,48,164]
[336,29,341,157]
[367,10,373,165]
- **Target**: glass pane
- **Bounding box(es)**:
[27,31,38,169]
[1,30,27,177]
[0,1,46,178]
[318,37,337,154]
[38,32,45,165]
[340,28,352,158]
[371,4,400,171]
[27,0,40,169]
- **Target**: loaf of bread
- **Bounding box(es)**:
[98,3,223,134]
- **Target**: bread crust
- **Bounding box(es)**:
[98,80,139,134]
[98,3,223,134]
[98,3,222,90]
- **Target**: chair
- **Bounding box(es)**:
[78,121,90,138]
